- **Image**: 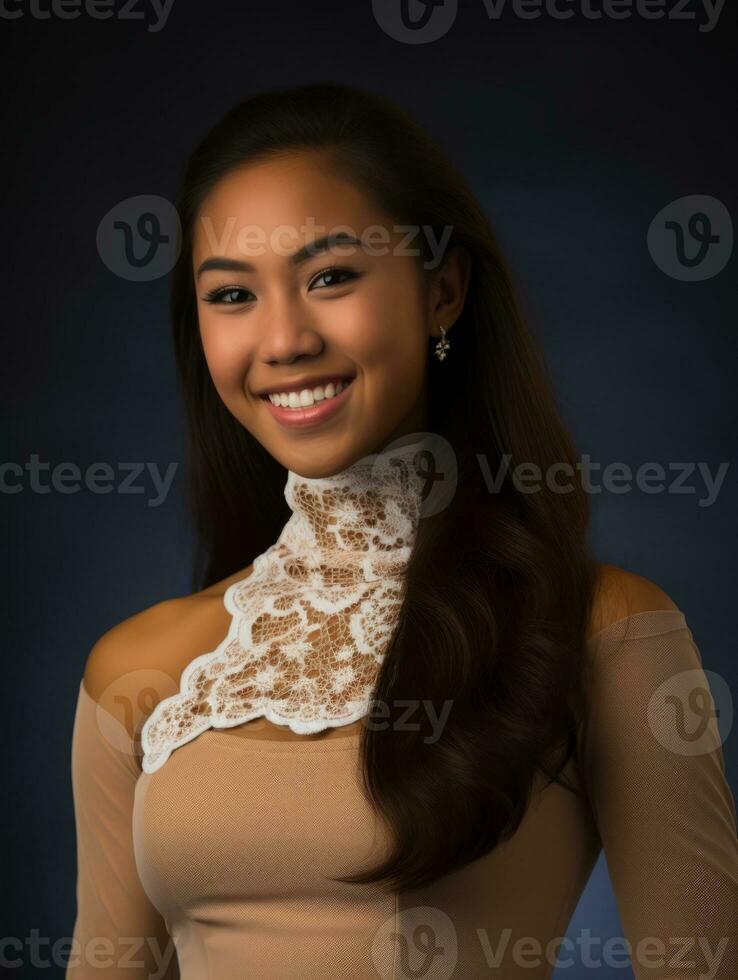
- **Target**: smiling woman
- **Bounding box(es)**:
[190,150,466,477]
[66,82,738,979]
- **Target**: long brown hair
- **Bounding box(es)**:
[171,82,598,892]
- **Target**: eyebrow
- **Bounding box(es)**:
[195,231,364,280]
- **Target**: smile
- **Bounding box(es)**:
[260,377,355,429]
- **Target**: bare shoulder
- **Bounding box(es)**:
[587,562,680,638]
[82,564,254,733]
[194,562,255,598]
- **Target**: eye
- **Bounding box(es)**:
[200,266,360,306]
[309,266,359,290]
[201,285,253,305]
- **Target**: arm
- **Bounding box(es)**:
[580,592,738,978]
[66,628,181,979]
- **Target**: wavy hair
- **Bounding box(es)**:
[170,82,598,892]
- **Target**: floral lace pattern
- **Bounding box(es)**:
[141,440,427,774]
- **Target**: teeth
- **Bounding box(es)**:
[267,378,351,409]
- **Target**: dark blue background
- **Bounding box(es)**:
[2,2,735,976]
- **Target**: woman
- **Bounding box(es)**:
[67,83,738,979]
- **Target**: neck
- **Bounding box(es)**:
[279,434,432,575]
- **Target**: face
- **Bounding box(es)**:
[192,150,465,477]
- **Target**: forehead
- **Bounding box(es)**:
[193,151,388,261]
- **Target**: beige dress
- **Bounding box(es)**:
[66,608,738,979]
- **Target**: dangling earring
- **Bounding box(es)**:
[434,324,450,362]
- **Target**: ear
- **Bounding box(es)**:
[427,244,471,340]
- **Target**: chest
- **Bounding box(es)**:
[132,731,389,909]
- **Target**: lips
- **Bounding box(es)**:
[260,376,355,429]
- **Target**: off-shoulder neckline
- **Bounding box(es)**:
[202,727,363,752]
[77,677,365,751]
[78,608,689,755]
[586,607,686,642]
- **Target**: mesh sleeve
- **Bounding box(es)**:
[579,612,738,979]
[66,679,180,979]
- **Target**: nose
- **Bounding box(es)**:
[257,305,325,366]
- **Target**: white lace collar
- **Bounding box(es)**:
[140,436,429,773]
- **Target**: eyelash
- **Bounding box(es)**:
[201,266,360,305]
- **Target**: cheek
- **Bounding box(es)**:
[343,273,425,355]
[343,293,426,396]
[198,312,250,392]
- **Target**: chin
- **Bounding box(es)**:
[269,432,384,479]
